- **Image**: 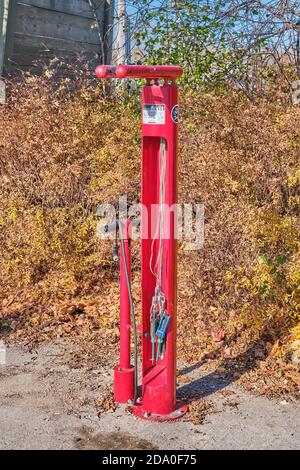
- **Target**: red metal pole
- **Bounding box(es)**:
[119,220,131,370]
[116,65,182,79]
[95,65,183,80]
[133,79,187,421]
[114,220,135,403]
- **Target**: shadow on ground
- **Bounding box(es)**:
[178,331,270,403]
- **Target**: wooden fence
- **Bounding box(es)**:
[0,0,114,75]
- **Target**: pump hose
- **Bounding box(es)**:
[118,220,138,404]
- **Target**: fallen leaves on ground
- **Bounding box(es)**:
[186,399,217,425]
[94,386,117,417]
[211,330,226,343]
[223,399,239,408]
[218,389,235,398]
[177,374,192,384]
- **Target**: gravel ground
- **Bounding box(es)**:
[0,339,299,450]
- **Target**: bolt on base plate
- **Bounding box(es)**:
[132,402,188,422]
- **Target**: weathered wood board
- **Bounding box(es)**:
[1,0,113,74]
[22,0,97,18]
[15,3,103,45]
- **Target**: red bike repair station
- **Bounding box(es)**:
[95,65,188,422]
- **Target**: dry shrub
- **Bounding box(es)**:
[0,70,140,302]
[178,90,300,363]
[0,69,299,381]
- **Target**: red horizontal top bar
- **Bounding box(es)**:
[95,65,183,80]
[95,65,117,79]
[117,65,183,79]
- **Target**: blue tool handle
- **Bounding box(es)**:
[156,313,171,340]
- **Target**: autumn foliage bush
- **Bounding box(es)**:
[0,69,299,386]
[178,90,300,364]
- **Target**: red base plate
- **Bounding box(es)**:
[132,401,188,422]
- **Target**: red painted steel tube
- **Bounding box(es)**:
[95,64,183,80]
[119,220,131,369]
[116,65,183,79]
[136,80,187,420]
[136,83,181,419]
[95,65,117,79]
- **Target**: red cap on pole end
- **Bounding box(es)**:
[116,64,127,78]
[95,65,116,79]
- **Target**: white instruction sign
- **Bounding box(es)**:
[143,104,165,125]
